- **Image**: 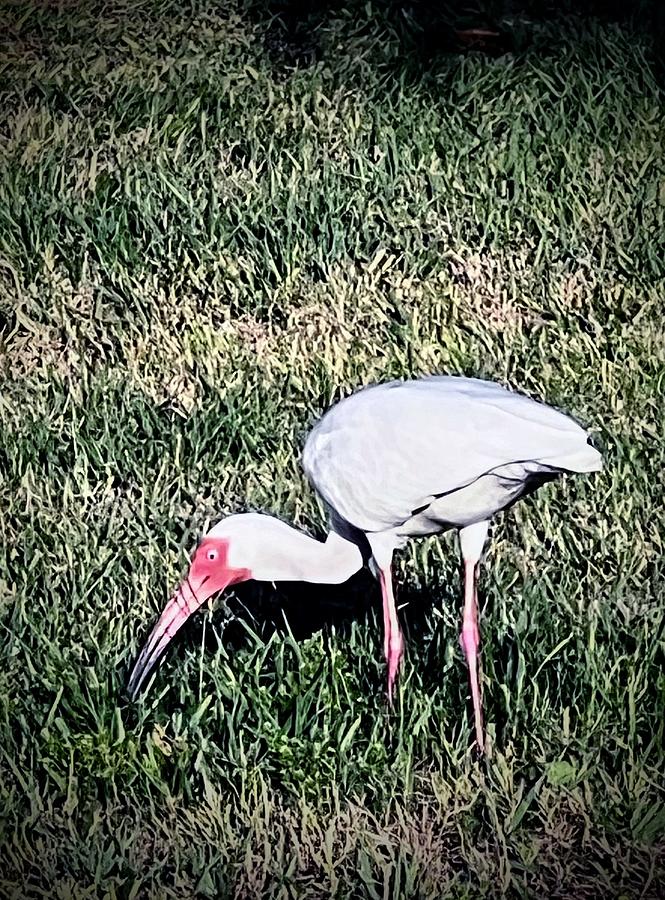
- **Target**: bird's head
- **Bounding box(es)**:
[126,514,266,699]
[127,512,362,698]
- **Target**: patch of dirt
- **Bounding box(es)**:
[446,250,532,332]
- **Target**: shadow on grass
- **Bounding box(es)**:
[217,569,519,739]
[126,567,527,747]
[242,0,665,82]
[134,563,515,703]
[224,571,381,646]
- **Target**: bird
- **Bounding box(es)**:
[127,375,602,752]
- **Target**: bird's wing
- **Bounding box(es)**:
[302,376,600,533]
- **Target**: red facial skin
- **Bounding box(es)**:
[188,538,251,598]
[127,538,251,698]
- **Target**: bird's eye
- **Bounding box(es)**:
[207,548,218,561]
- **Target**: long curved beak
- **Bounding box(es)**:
[127,574,227,699]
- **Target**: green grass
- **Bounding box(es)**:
[1,1,664,896]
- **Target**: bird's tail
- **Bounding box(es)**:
[553,440,603,473]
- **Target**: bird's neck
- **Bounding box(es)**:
[250,528,364,585]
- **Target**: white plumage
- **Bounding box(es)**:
[303,376,600,537]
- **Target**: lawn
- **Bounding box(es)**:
[1,1,664,897]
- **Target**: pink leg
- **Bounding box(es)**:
[379,566,404,703]
[461,560,485,753]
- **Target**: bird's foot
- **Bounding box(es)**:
[473,724,486,757]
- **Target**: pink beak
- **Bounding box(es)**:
[127,574,229,699]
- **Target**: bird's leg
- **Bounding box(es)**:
[381,575,390,663]
[462,559,484,753]
[459,521,489,754]
[378,565,404,703]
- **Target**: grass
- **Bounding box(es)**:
[1,0,664,896]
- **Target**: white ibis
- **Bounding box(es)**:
[127,376,602,752]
